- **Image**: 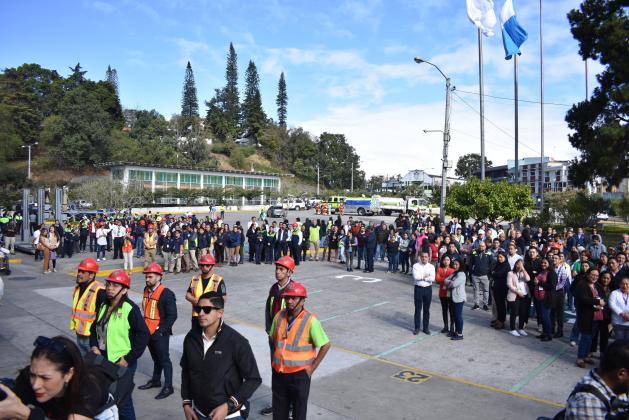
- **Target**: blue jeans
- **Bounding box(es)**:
[453,301,464,334]
[388,253,399,271]
[414,286,432,331]
[356,247,364,267]
[96,244,106,259]
[376,243,386,261]
[119,360,137,420]
[135,238,144,257]
[578,322,600,359]
[76,334,90,355]
[538,303,552,336]
[570,323,580,342]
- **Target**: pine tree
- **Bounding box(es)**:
[276,72,287,127]
[223,43,240,134]
[242,60,266,138]
[181,61,199,134]
[105,65,119,96]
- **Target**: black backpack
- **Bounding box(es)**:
[84,352,135,409]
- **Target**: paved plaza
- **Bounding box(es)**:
[0,210,590,419]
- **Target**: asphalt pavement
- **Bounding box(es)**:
[0,209,589,419]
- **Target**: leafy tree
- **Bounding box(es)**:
[445,178,533,222]
[545,190,607,227]
[611,195,629,223]
[224,43,240,134]
[566,0,628,187]
[181,61,199,134]
[86,80,124,127]
[0,166,29,207]
[454,153,493,179]
[242,60,266,138]
[67,63,87,88]
[276,72,287,127]
[105,65,119,95]
[0,105,22,162]
[205,88,232,142]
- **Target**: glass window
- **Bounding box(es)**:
[246,178,262,189]
[156,172,177,187]
[180,173,201,188]
[263,179,279,189]
[225,176,244,186]
[112,168,124,180]
[129,170,152,182]
[204,175,223,187]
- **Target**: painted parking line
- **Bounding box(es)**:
[66,266,145,278]
[509,345,571,393]
[375,329,441,357]
[8,258,22,264]
[319,301,389,323]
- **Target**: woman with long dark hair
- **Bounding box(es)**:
[0,335,116,419]
[490,252,510,330]
[445,259,467,340]
[574,268,605,368]
[435,255,455,335]
[533,258,558,342]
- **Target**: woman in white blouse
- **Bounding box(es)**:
[507,259,531,337]
[608,277,629,340]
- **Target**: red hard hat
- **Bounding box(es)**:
[198,254,216,266]
[106,269,131,288]
[77,258,99,273]
[276,256,296,272]
[282,281,307,298]
[143,262,164,275]
[139,220,146,226]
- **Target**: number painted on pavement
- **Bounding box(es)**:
[392,370,431,385]
[334,274,382,283]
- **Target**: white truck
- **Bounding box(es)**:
[283,198,307,211]
[373,196,437,216]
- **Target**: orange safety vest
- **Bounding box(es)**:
[70,281,104,336]
[189,273,222,317]
[143,283,166,334]
[271,309,316,374]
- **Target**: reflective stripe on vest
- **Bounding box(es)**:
[272,309,316,373]
[142,284,165,334]
[70,281,104,336]
[189,274,222,317]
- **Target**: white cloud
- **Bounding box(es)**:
[173,38,209,66]
[297,99,577,177]
[92,1,115,13]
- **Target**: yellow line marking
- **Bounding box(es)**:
[66,266,146,278]
[227,317,564,408]
[8,258,22,264]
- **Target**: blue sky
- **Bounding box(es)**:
[1,0,596,176]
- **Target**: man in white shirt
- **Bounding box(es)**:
[32,226,41,261]
[112,220,126,260]
[507,243,523,270]
[412,251,436,335]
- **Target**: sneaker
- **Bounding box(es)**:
[471,305,480,310]
[97,259,101,262]
[102,257,107,261]
[451,334,464,341]
[260,406,273,416]
[52,268,57,272]
[570,341,577,347]
[510,330,521,337]
[518,330,528,336]
[537,325,543,333]
[483,305,489,311]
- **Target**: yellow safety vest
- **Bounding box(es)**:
[189,273,223,316]
[70,281,104,336]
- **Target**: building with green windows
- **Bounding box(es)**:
[101,161,281,205]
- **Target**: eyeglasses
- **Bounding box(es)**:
[194,305,221,314]
[33,336,66,353]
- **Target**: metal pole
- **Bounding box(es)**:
[440,77,452,222]
[22,188,30,241]
[317,164,320,196]
[27,145,32,179]
[514,55,519,183]
[351,162,354,192]
[585,59,589,100]
[540,0,545,207]
[478,28,486,181]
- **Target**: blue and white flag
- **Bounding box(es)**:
[500,0,528,60]
[467,0,497,37]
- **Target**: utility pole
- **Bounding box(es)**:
[440,77,452,223]
[21,142,38,179]
[316,164,320,196]
[351,161,354,192]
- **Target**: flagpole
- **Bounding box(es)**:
[514,54,519,183]
[478,28,486,180]
[539,0,545,208]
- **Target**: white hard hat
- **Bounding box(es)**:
[478,229,485,235]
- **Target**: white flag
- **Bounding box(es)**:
[466,0,497,37]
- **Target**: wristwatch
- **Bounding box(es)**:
[227,396,239,412]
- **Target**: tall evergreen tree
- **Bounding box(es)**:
[105,65,119,95]
[223,43,240,134]
[67,63,87,88]
[276,72,287,127]
[242,60,266,137]
[181,61,199,134]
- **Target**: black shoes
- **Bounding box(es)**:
[471,305,480,310]
[413,329,419,335]
[483,305,489,311]
[138,380,161,390]
[440,327,449,334]
[423,329,431,335]
[260,406,273,416]
[155,386,174,400]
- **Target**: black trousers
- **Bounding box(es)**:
[366,248,374,271]
[89,233,96,252]
[255,243,263,263]
[148,332,173,387]
[248,239,255,261]
[509,298,528,331]
[440,296,454,331]
[272,370,310,420]
[551,290,565,335]
[494,288,508,323]
[290,243,301,265]
[113,237,124,259]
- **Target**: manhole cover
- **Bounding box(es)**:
[8,276,37,281]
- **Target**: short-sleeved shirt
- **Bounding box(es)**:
[269,311,329,348]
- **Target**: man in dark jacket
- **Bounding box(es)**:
[365,227,377,273]
[356,225,367,270]
[471,241,492,311]
[181,292,261,419]
[137,263,178,399]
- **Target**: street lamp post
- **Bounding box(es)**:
[21,142,38,179]
[414,57,452,223]
[350,161,354,192]
[316,163,320,196]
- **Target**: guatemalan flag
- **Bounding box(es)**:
[500,0,528,60]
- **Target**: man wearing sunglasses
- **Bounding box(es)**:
[70,258,105,354]
[90,269,150,420]
[185,254,226,330]
[269,281,330,420]
[137,262,178,400]
[181,292,261,420]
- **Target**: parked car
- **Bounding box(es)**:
[283,199,306,211]
[596,212,609,221]
[267,205,287,219]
